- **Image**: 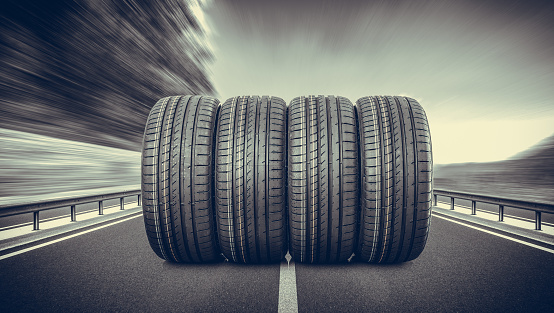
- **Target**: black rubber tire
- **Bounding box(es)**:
[288,95,359,263]
[141,95,220,263]
[215,96,288,263]
[356,96,433,264]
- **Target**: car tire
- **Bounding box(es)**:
[355,96,433,263]
[288,95,359,263]
[141,95,220,262]
[215,96,288,263]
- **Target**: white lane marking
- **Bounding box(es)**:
[0,214,142,261]
[278,252,299,313]
[433,214,554,254]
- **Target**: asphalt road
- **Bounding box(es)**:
[1,214,553,313]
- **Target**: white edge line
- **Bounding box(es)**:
[0,213,142,261]
[433,214,554,254]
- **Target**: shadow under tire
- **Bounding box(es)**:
[141,95,220,263]
[356,96,433,264]
[288,95,359,263]
[215,96,288,263]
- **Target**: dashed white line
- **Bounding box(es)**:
[278,252,299,313]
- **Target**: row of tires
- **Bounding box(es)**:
[142,95,433,264]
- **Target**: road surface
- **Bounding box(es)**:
[1,211,553,312]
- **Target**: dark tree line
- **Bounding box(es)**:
[0,0,215,151]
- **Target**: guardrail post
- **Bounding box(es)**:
[498,205,504,222]
[138,194,141,206]
[33,211,39,230]
[535,211,542,230]
[450,197,455,210]
[99,200,104,215]
[471,201,476,215]
[71,205,76,221]
[433,194,437,206]
[120,197,124,210]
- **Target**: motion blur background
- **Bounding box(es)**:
[1,0,553,201]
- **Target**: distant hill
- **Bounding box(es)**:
[434,133,554,203]
[509,133,554,162]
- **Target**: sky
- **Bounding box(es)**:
[201,0,554,164]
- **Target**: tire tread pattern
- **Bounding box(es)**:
[288,95,359,263]
[215,96,287,263]
[141,95,220,263]
[356,96,433,264]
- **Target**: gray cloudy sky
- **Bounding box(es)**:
[203,0,554,164]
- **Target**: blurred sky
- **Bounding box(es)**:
[203,0,554,164]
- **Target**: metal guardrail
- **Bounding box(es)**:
[0,189,141,230]
[433,189,554,230]
[3,187,551,232]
